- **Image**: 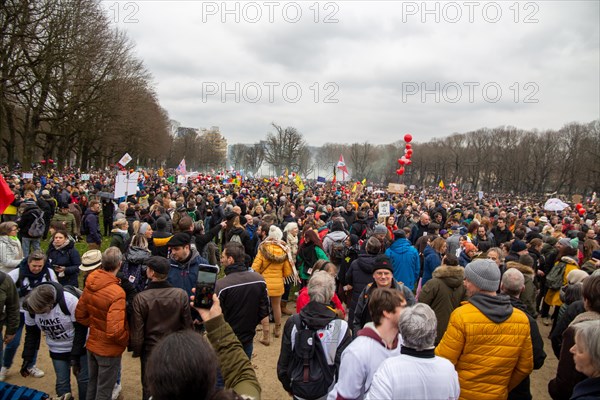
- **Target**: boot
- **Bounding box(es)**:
[281,300,293,316]
[274,323,282,338]
[259,321,270,346]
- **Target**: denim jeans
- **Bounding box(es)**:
[243,342,253,360]
[3,313,37,369]
[52,354,89,400]
[21,237,41,258]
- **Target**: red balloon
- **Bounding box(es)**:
[576,203,583,210]
[406,159,412,165]
[404,134,413,143]
[405,144,412,149]
[579,208,585,216]
[406,153,412,159]
[398,158,406,165]
[48,159,54,164]
[396,167,405,175]
[40,160,47,165]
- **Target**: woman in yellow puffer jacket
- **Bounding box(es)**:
[543,241,579,326]
[252,225,294,343]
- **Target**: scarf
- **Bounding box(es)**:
[52,240,70,252]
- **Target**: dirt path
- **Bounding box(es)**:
[5,309,558,399]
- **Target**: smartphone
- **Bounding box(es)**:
[193,264,219,309]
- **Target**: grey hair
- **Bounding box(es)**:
[308,271,335,304]
[102,247,123,272]
[284,222,298,233]
[25,285,56,314]
[573,320,600,373]
[28,250,47,264]
[502,268,525,297]
[399,303,437,351]
[487,247,504,261]
[591,269,600,277]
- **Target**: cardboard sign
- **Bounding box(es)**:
[118,153,132,166]
[282,185,291,194]
[387,183,406,194]
[22,173,33,179]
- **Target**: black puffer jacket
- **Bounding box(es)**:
[345,253,377,323]
[46,240,81,287]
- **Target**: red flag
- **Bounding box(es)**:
[0,174,15,214]
[332,165,337,184]
[337,154,349,178]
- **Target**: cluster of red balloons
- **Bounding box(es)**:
[396,134,413,175]
[575,203,586,216]
[40,159,54,165]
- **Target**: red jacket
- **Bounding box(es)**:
[75,269,129,357]
[296,287,345,318]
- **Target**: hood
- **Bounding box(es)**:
[432,266,465,288]
[326,231,348,241]
[23,203,40,214]
[299,301,337,330]
[506,261,534,277]
[126,246,152,264]
[468,293,514,323]
[423,245,436,257]
[389,238,413,253]
[85,269,120,293]
[259,241,288,263]
[561,256,579,266]
[170,248,201,268]
[356,253,376,275]
[508,296,528,314]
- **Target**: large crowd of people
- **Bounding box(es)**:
[0,167,599,400]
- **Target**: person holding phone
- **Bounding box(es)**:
[130,256,192,400]
[46,229,81,287]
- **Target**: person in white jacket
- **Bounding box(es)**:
[0,222,23,274]
[328,287,406,400]
[367,303,460,400]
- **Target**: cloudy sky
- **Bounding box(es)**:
[103,1,599,145]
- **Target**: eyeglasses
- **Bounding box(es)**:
[374,271,392,277]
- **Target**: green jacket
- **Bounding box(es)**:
[0,271,20,335]
[205,314,261,399]
[52,212,78,236]
[297,246,329,280]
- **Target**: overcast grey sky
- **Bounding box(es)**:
[102,1,599,145]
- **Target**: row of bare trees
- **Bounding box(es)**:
[230,120,598,195]
[0,0,171,169]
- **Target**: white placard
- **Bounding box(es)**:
[177,175,187,184]
[114,172,139,198]
[379,201,391,217]
[478,191,484,200]
[22,173,33,179]
[118,153,132,166]
[81,174,90,181]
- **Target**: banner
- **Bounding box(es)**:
[387,183,406,194]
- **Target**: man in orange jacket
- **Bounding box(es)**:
[76,247,129,400]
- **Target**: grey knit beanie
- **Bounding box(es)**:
[464,259,501,292]
[373,224,387,235]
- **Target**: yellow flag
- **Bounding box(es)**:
[439,180,445,189]
[158,167,164,177]
[294,174,305,191]
[361,178,366,185]
[284,168,289,184]
[352,183,357,192]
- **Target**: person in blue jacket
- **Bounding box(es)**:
[385,230,420,291]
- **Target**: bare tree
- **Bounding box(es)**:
[264,123,307,172]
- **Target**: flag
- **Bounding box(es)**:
[166,175,175,183]
[0,174,15,214]
[352,183,357,192]
[294,174,305,191]
[263,178,270,183]
[176,159,186,175]
[337,154,349,178]
[158,167,164,177]
[362,178,366,185]
[317,176,326,183]
[332,165,337,184]
[439,180,445,189]
[284,168,289,184]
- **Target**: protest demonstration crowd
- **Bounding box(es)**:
[0,166,599,400]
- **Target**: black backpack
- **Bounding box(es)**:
[26,281,82,317]
[80,214,90,235]
[329,235,348,261]
[287,315,338,400]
